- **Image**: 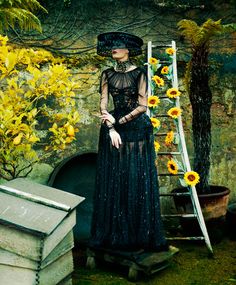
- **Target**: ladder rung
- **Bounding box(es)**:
[160,192,190,197]
[159,59,172,62]
[159,96,170,99]
[158,172,184,176]
[155,133,168,136]
[154,114,169,118]
[152,44,172,48]
[157,152,181,155]
[162,214,197,218]
[166,237,205,241]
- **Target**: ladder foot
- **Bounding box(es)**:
[207,251,214,259]
[86,256,96,269]
[128,266,138,281]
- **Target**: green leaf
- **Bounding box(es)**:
[179,178,188,187]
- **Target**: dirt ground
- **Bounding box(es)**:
[72,237,236,285]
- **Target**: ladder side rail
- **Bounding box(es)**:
[171,40,213,253]
[146,41,153,117]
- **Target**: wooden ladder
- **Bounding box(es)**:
[147,40,213,254]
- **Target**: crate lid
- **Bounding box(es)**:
[0,178,85,236]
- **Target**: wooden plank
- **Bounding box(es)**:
[0,192,66,235]
[4,178,85,211]
[0,185,71,212]
[160,192,190,196]
[162,214,197,218]
[0,210,76,261]
[157,152,181,155]
[0,231,74,269]
[166,236,205,241]
[0,250,73,285]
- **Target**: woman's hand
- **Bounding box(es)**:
[109,129,122,149]
[100,110,116,125]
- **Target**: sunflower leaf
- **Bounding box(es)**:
[179,178,188,187]
[173,133,180,145]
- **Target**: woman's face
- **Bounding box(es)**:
[111,48,129,61]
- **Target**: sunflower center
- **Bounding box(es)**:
[170,164,176,170]
[188,175,195,181]
[170,91,177,95]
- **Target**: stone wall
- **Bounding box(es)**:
[7,0,235,202]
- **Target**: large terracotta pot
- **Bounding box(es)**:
[172,185,230,242]
[172,185,230,221]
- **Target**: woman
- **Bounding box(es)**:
[89,32,168,252]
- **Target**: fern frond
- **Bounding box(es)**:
[177,19,200,46]
[222,23,236,33]
[0,8,42,32]
[0,0,47,13]
[197,19,223,46]
[178,19,226,48]
[12,0,47,13]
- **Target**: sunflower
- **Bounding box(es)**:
[184,171,200,186]
[161,66,169,74]
[150,117,161,128]
[154,140,161,152]
[149,57,158,65]
[166,88,181,98]
[152,75,164,87]
[167,107,182,119]
[148,95,160,108]
[166,47,175,56]
[167,159,178,175]
[165,130,174,146]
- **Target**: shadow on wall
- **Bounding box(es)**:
[48,152,97,246]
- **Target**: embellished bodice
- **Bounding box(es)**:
[100,67,148,118]
[105,67,142,112]
[99,66,152,140]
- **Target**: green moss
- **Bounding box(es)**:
[72,239,236,285]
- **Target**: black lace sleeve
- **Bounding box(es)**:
[118,71,148,124]
[99,70,115,130]
[100,70,109,113]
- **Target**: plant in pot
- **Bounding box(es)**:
[173,19,235,240]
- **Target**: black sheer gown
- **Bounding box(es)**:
[90,66,168,252]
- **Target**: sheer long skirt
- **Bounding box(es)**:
[90,114,168,251]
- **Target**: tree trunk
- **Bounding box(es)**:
[189,45,212,193]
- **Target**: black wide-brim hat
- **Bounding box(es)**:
[97,32,143,57]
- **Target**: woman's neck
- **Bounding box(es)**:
[115,60,133,72]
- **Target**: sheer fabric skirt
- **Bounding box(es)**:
[90,118,168,251]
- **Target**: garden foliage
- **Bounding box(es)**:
[0,35,80,180]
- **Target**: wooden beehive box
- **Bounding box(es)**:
[0,178,85,285]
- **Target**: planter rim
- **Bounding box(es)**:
[172,185,230,198]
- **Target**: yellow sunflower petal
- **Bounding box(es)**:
[167,159,178,175]
[167,107,182,118]
[165,130,174,146]
[166,47,175,55]
[149,57,158,65]
[150,117,161,128]
[152,75,165,87]
[154,140,161,152]
[184,171,200,186]
[166,88,181,98]
[161,66,169,74]
[148,95,160,108]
